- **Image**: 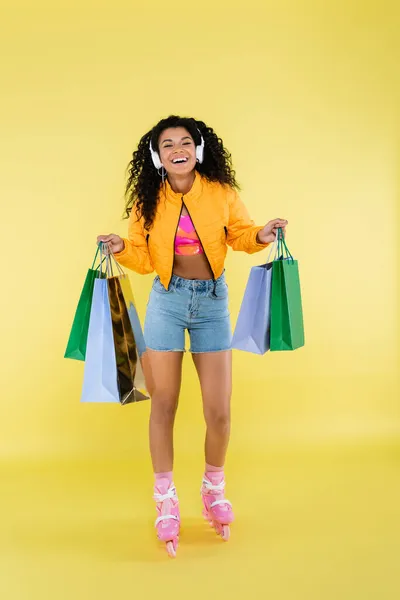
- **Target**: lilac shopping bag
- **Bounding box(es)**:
[80,277,119,403]
[231,262,273,355]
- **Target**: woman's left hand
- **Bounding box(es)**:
[257,218,288,244]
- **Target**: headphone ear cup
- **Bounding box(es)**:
[153,152,163,170]
[149,141,163,170]
[196,134,205,163]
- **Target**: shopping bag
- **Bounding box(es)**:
[107,270,148,404]
[231,262,273,354]
[81,276,120,403]
[81,245,149,404]
[119,275,152,394]
[64,246,106,361]
[270,231,305,351]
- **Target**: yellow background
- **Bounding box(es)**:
[1,1,399,598]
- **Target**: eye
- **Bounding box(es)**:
[183,141,192,146]
[163,144,173,148]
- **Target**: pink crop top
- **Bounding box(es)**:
[174,214,204,256]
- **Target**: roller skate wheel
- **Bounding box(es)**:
[213,521,222,535]
[221,525,230,541]
[166,540,177,558]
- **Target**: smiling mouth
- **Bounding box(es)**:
[172,157,188,164]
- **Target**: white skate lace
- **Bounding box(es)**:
[154,484,179,527]
[201,477,232,509]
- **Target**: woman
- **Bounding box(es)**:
[97,115,287,557]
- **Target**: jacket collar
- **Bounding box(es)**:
[162,170,204,205]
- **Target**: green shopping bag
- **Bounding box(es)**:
[64,245,106,361]
[270,229,305,351]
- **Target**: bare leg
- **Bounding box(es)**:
[192,351,232,467]
[147,350,184,473]
[140,351,155,398]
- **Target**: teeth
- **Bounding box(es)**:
[172,158,187,164]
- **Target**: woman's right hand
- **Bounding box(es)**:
[96,234,125,254]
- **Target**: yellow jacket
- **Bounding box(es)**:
[115,171,268,289]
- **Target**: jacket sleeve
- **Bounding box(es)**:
[226,188,270,254]
[113,211,154,274]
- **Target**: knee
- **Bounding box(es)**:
[204,406,231,432]
[150,394,178,425]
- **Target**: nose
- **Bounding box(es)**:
[172,150,186,157]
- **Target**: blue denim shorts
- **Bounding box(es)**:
[144,273,231,353]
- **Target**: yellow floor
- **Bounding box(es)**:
[1,441,399,600]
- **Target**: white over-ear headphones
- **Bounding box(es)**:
[149,128,205,170]
[195,131,205,163]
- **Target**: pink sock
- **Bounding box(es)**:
[205,463,224,473]
[154,471,173,487]
[205,463,224,484]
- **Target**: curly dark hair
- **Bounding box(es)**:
[124,115,239,230]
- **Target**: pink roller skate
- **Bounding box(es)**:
[153,478,180,558]
[201,472,234,541]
